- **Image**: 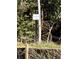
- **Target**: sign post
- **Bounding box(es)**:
[38,0,41,42]
[33,0,41,42]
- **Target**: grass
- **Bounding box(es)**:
[28,42,60,49]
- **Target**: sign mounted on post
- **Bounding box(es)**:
[33,14,40,20]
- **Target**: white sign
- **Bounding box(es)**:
[33,14,40,20]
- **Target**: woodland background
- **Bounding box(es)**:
[17,0,61,43]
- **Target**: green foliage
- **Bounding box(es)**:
[17,0,38,40]
[41,0,61,22]
[17,15,36,39]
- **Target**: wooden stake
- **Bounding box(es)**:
[26,44,29,59]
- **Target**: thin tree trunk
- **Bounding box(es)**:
[47,25,53,42]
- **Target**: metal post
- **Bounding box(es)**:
[38,0,41,42]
